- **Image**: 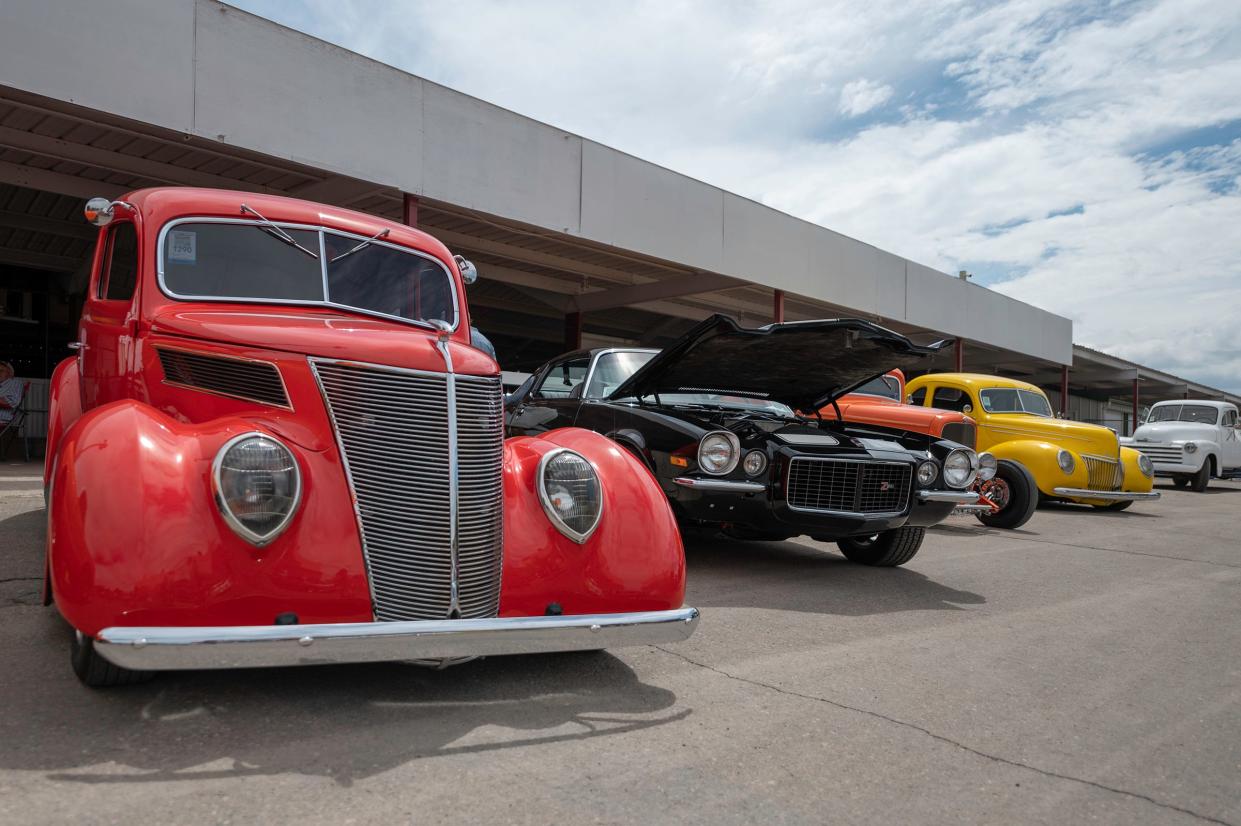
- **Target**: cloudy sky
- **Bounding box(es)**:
[231,0,1241,391]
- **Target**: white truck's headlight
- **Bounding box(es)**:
[1138,453,1154,477]
[977,452,998,481]
[1057,449,1075,474]
[538,449,602,544]
[698,431,740,476]
[1183,442,1198,454]
[213,433,302,546]
[943,448,977,489]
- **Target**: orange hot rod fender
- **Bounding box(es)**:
[498,427,687,617]
[47,400,373,636]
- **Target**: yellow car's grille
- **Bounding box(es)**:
[1083,455,1123,491]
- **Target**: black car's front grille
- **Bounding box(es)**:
[787,458,912,515]
[157,347,290,408]
[941,421,976,449]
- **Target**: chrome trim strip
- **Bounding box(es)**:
[94,608,701,671]
[583,347,658,399]
[1052,488,1161,501]
[435,335,462,616]
[917,490,981,504]
[673,477,766,492]
[155,216,461,333]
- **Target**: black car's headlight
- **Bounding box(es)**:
[538,448,603,543]
[212,432,302,546]
[698,431,740,476]
[916,460,938,486]
[942,448,978,489]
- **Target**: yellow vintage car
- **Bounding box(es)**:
[905,373,1159,527]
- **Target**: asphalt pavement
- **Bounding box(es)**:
[1,461,1238,825]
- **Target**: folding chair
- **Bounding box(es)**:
[0,381,31,462]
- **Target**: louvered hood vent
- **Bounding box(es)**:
[157,347,290,408]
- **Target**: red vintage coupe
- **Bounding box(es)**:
[43,188,697,686]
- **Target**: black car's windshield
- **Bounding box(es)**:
[1147,404,1219,424]
[596,349,796,416]
[161,221,456,328]
[650,393,797,417]
[849,375,901,400]
[979,387,1054,417]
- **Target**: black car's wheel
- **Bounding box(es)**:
[976,460,1038,530]
[1171,475,1189,488]
[1092,500,1132,511]
[71,630,153,688]
[836,526,925,567]
[1190,460,1211,492]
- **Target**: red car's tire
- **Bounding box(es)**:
[70,630,153,688]
[976,460,1038,530]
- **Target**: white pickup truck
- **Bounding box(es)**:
[1122,400,1241,491]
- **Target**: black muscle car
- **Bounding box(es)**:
[505,315,980,567]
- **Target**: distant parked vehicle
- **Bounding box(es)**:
[1123,400,1241,491]
[905,373,1160,518]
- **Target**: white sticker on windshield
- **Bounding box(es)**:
[167,230,197,263]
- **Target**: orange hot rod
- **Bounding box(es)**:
[43,188,697,687]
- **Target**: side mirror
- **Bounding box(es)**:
[84,197,115,227]
[454,255,478,285]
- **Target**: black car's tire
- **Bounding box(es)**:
[1190,460,1211,492]
[836,526,925,567]
[1171,475,1189,488]
[1093,500,1132,511]
[976,460,1038,530]
[71,630,153,688]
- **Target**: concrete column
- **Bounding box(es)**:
[402,193,419,228]
[773,289,785,323]
[564,312,582,351]
[1060,365,1069,417]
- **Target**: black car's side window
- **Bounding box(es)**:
[533,358,590,399]
[931,387,972,412]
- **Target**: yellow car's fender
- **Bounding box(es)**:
[1118,446,1156,495]
[985,439,1088,497]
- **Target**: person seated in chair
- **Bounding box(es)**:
[0,361,22,426]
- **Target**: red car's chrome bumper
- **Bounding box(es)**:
[94,608,700,671]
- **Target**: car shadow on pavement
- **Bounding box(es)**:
[3,620,687,787]
[682,533,985,616]
[1035,501,1158,517]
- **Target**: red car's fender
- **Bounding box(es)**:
[43,356,82,493]
[48,400,372,636]
[498,427,686,617]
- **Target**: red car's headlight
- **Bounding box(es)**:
[212,432,302,546]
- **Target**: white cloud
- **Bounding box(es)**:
[839,78,894,116]
[229,0,1241,391]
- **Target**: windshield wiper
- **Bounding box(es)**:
[240,204,319,259]
[330,228,390,263]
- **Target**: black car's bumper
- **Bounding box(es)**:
[667,478,975,538]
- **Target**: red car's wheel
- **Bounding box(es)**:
[70,630,153,688]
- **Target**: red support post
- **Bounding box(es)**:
[1060,365,1069,417]
[1132,377,1140,436]
[565,312,582,351]
[773,289,785,323]
[954,339,964,372]
[402,193,419,228]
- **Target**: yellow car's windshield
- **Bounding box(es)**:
[980,387,1053,417]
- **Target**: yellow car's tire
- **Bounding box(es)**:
[977,460,1038,530]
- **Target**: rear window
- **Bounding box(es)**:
[160,220,456,328]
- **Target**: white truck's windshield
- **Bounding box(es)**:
[160,220,457,328]
[1147,404,1219,424]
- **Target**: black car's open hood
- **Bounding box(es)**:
[608,314,952,411]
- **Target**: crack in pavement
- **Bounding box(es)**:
[0,577,41,584]
[652,646,1234,826]
[995,535,1241,570]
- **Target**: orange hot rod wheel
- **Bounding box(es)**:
[45,188,698,687]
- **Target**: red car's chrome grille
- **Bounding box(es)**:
[1084,455,1123,491]
[786,458,912,515]
[157,347,289,408]
[311,360,504,622]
